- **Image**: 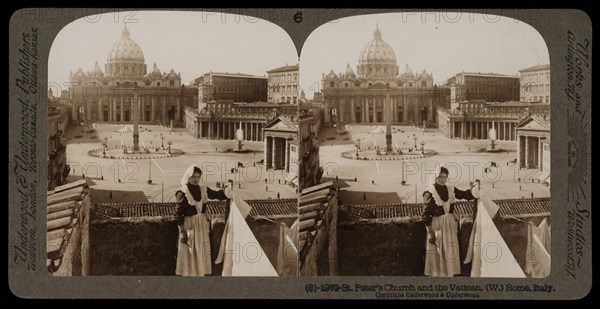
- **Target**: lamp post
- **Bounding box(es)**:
[413,134,418,150]
[160,133,165,149]
[148,159,152,184]
[420,140,425,154]
[102,137,108,156]
[401,160,405,185]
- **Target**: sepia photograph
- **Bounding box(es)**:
[46,10,300,276]
[8,7,593,299]
[299,12,551,277]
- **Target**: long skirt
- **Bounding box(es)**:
[176,214,212,276]
[424,213,461,277]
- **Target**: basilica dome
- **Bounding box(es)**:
[107,26,145,64]
[357,25,399,79]
[359,25,397,64]
[105,25,147,78]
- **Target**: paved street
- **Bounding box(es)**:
[64,124,296,203]
[318,124,550,205]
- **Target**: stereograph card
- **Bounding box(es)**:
[8,8,591,299]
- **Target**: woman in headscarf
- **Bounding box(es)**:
[422,166,479,277]
[175,164,231,276]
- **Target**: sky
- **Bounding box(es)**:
[299,12,550,98]
[49,11,549,101]
[49,10,299,89]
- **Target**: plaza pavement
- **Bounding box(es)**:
[318,124,550,205]
[62,123,550,206]
[63,124,295,203]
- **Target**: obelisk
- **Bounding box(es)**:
[133,92,140,152]
[385,88,394,153]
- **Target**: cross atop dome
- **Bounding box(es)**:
[122,24,130,39]
[374,24,382,39]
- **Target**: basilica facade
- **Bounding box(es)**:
[68,26,197,127]
[321,25,449,126]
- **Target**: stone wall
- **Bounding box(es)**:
[337,215,545,276]
[338,217,426,276]
[87,203,542,276]
[89,218,180,275]
[89,215,295,276]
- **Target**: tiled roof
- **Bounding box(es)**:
[92,198,297,220]
[519,64,550,72]
[247,198,297,217]
[459,72,518,78]
[47,179,89,275]
[267,64,299,73]
[234,102,296,107]
[207,72,267,79]
[494,198,550,216]
[484,101,550,107]
[93,203,176,218]
[339,209,370,220]
[343,204,419,219]
[345,197,550,220]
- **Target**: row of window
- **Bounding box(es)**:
[462,86,520,92]
[206,105,286,114]
[212,81,266,87]
[212,86,264,94]
[269,73,298,83]
[460,80,520,87]
[107,64,144,75]
[522,84,550,92]
[100,103,176,110]
[522,71,550,81]
[459,105,550,113]
[276,97,297,104]
[350,103,420,110]
[270,85,297,93]
[524,96,550,103]
[357,66,399,76]
[337,81,429,88]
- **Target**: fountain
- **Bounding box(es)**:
[485,121,503,153]
[232,121,251,153]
